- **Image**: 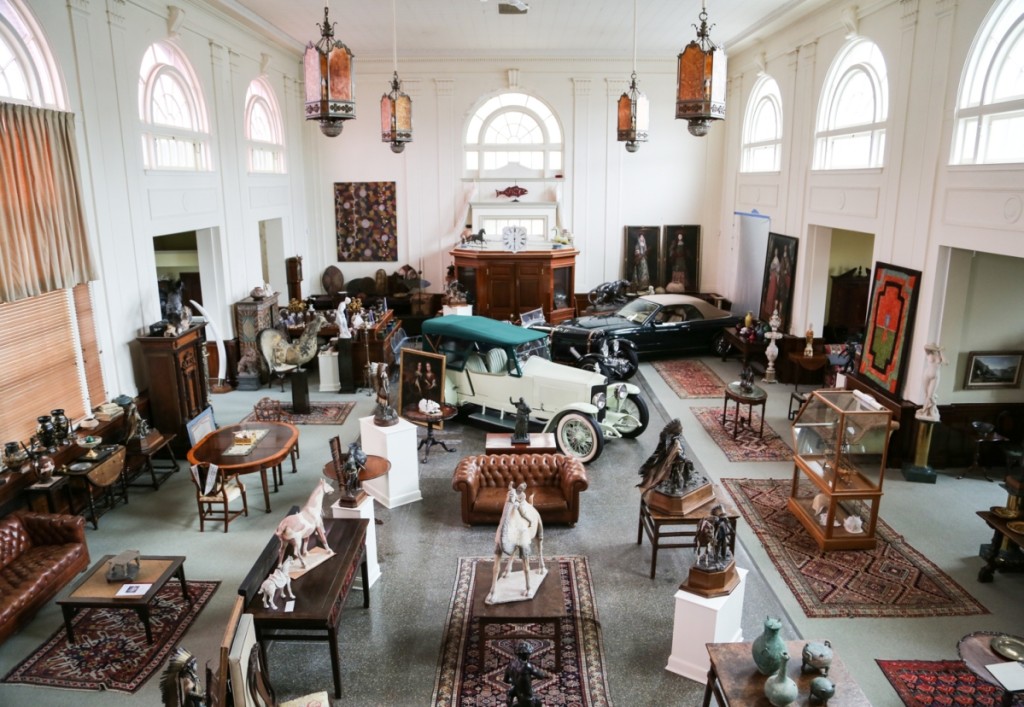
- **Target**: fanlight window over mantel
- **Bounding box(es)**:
[464,92,563,179]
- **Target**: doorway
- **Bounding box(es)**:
[819,228,874,342]
[154,231,203,315]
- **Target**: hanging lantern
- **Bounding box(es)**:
[303,5,356,138]
[381,73,412,153]
[676,0,726,137]
[617,72,649,153]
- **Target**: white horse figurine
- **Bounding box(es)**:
[487,482,545,603]
[275,478,334,567]
[258,556,295,610]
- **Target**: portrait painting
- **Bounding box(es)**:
[661,225,701,293]
[399,349,446,423]
[623,226,661,292]
[858,262,921,397]
[963,351,1023,390]
[334,181,397,262]
[758,232,799,332]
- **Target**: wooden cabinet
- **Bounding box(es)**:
[827,271,869,337]
[351,309,402,375]
[450,248,578,323]
[137,324,210,454]
[234,296,278,382]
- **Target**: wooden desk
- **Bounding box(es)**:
[976,510,1024,581]
[722,329,767,372]
[702,639,870,706]
[638,492,738,579]
[484,433,558,455]
[957,631,1024,707]
[722,382,767,439]
[240,518,369,699]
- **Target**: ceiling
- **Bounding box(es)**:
[211,0,833,60]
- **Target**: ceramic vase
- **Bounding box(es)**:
[752,616,786,676]
[50,409,70,443]
[764,651,798,707]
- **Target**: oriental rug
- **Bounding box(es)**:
[2,580,218,693]
[877,659,1023,706]
[652,359,726,398]
[240,400,354,426]
[721,478,988,619]
[431,556,613,707]
[691,406,792,462]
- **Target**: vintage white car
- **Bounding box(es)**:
[420,315,649,463]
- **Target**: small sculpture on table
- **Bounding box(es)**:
[694,506,733,572]
[487,482,546,604]
[258,555,296,610]
[504,641,547,707]
[342,441,367,497]
[804,323,815,357]
[160,646,206,707]
[275,478,335,568]
[637,418,714,514]
[369,362,398,426]
[106,549,141,582]
[510,397,531,445]
[738,365,755,394]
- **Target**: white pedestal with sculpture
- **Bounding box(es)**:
[318,351,340,392]
[359,415,421,508]
[329,494,381,588]
[665,567,748,682]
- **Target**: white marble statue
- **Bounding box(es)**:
[336,298,351,339]
[916,343,947,422]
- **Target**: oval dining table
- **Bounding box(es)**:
[186,421,299,513]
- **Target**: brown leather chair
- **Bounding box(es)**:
[65,446,128,529]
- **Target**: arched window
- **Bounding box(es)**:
[464,92,563,177]
[813,39,888,170]
[951,0,1024,165]
[138,41,211,170]
[741,76,783,173]
[245,77,285,173]
[0,0,64,107]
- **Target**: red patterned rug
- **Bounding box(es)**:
[2,580,218,693]
[691,406,793,462]
[721,478,988,618]
[240,400,354,425]
[652,360,726,398]
[877,659,1022,706]
[432,556,612,706]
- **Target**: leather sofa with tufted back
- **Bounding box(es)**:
[451,453,589,526]
[0,511,90,644]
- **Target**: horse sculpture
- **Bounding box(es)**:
[694,506,732,571]
[275,478,334,567]
[159,645,206,707]
[258,555,295,610]
[487,482,545,604]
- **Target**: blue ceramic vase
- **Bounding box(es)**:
[751,616,786,676]
[764,651,798,707]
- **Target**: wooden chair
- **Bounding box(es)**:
[66,446,129,529]
[190,462,248,532]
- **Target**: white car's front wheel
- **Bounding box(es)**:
[555,411,604,464]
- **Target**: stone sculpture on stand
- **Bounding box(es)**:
[763,308,783,383]
[904,342,947,484]
[487,482,546,604]
[680,505,739,597]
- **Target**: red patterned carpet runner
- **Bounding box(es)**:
[652,359,727,398]
[691,406,793,462]
[721,478,988,618]
[3,580,218,693]
[432,556,612,706]
[240,400,354,425]
[877,659,1022,706]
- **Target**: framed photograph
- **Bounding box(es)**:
[623,226,660,291]
[661,225,701,293]
[399,349,446,423]
[758,232,799,332]
[963,351,1024,390]
[858,262,922,397]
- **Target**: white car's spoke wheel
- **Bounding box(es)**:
[614,394,649,439]
[555,412,604,463]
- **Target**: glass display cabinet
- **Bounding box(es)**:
[789,389,896,551]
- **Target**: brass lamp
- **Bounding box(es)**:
[676,0,726,137]
[381,0,412,152]
[617,0,648,152]
[303,5,356,138]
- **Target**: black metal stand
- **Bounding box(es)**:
[418,415,456,463]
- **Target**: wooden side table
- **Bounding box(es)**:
[26,474,74,514]
[126,431,179,489]
[722,382,767,439]
[957,632,1024,707]
[637,493,738,579]
[484,433,558,455]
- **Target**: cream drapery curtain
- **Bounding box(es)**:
[0,102,97,303]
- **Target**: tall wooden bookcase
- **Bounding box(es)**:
[137,323,210,453]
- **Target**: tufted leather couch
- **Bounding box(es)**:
[451,453,588,526]
[0,511,90,644]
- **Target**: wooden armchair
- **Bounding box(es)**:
[190,462,248,532]
[65,446,128,529]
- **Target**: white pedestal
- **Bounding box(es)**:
[318,351,340,392]
[665,567,748,682]
[442,304,473,316]
[329,495,381,589]
[359,416,421,508]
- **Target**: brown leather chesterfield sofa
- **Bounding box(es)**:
[0,511,90,644]
[452,453,589,526]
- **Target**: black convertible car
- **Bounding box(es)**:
[531,294,742,380]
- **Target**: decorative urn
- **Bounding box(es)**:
[751,616,787,676]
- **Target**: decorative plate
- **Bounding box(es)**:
[991,506,1019,519]
[1007,520,1024,535]
[68,462,92,472]
[990,634,1024,661]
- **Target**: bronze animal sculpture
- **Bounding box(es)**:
[275,478,334,567]
[461,228,486,247]
[159,646,206,707]
[587,279,630,307]
[694,506,732,570]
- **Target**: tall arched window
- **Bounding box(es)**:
[245,77,285,173]
[138,41,211,170]
[951,0,1024,165]
[813,39,888,170]
[464,92,563,177]
[0,0,64,107]
[741,76,783,173]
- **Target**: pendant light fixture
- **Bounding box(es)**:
[381,0,412,153]
[303,3,356,138]
[676,0,726,137]
[617,0,649,153]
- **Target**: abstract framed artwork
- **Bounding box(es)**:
[398,349,446,424]
[963,351,1023,390]
[623,226,660,291]
[334,181,397,261]
[661,225,701,293]
[758,232,799,332]
[858,262,922,397]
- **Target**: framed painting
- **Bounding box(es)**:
[857,262,921,397]
[334,181,397,262]
[661,225,701,293]
[399,349,446,424]
[758,232,798,332]
[963,351,1024,390]
[623,226,660,291]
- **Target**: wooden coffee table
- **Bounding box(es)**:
[58,554,190,644]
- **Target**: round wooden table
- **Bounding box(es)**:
[957,631,1024,707]
[402,403,458,462]
[187,421,299,513]
[721,382,767,439]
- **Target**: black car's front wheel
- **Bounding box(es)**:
[554,411,604,464]
[613,393,649,439]
[712,331,733,357]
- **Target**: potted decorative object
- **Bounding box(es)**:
[752,616,787,675]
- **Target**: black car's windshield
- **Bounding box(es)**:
[615,298,659,324]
